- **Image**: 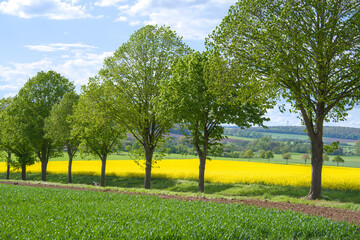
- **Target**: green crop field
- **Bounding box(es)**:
[0,183,359,239]
[49,151,360,168]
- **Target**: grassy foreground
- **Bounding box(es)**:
[2,172,360,212]
[0,183,359,239]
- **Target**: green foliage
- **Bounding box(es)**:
[71,78,125,160]
[332,155,345,166]
[355,140,360,156]
[244,149,254,159]
[0,97,36,169]
[259,150,266,159]
[323,153,330,162]
[45,91,80,151]
[98,25,190,187]
[210,0,360,199]
[265,151,274,160]
[0,184,358,239]
[17,71,75,158]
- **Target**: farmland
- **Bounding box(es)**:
[0,183,359,239]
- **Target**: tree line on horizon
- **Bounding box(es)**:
[1,0,359,200]
[225,126,360,140]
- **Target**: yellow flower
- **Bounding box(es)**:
[1,159,359,191]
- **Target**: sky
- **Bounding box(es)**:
[0,0,359,128]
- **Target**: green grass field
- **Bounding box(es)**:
[0,183,359,239]
[2,172,360,211]
[50,151,360,168]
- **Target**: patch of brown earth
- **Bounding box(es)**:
[1,181,359,226]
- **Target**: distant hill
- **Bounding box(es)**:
[225,126,360,141]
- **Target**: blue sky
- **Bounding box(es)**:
[0,0,359,128]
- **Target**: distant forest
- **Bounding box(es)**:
[224,126,360,140]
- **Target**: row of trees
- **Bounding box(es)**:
[1,0,359,200]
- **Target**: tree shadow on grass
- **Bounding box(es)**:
[1,172,359,204]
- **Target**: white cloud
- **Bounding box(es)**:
[24,43,97,52]
[0,0,92,20]
[115,16,127,22]
[109,0,236,40]
[94,0,126,7]
[0,45,113,96]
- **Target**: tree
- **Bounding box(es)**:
[323,153,330,162]
[16,70,74,181]
[244,149,255,162]
[45,91,80,183]
[0,97,36,180]
[282,153,292,165]
[71,78,125,187]
[332,155,345,167]
[265,151,274,163]
[161,51,268,192]
[0,97,12,179]
[301,153,310,165]
[259,150,266,159]
[99,25,190,189]
[354,140,360,156]
[210,0,360,199]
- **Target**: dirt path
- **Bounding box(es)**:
[1,181,359,226]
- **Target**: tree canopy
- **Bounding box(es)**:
[99,25,190,189]
[71,78,125,187]
[15,70,75,181]
[45,91,80,183]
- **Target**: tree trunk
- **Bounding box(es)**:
[21,165,26,180]
[306,135,323,200]
[67,144,73,184]
[100,156,107,187]
[144,147,154,189]
[41,159,48,182]
[198,156,206,192]
[6,152,11,179]
[6,164,10,179]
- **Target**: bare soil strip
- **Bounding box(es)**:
[1,181,359,226]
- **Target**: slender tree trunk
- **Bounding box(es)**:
[6,152,11,179]
[66,144,73,184]
[21,165,26,181]
[144,147,154,189]
[100,156,107,187]
[306,134,323,200]
[41,159,48,182]
[198,155,206,192]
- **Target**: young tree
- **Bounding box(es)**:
[161,51,268,192]
[265,151,274,163]
[301,153,311,165]
[0,98,12,179]
[210,0,360,199]
[99,25,190,189]
[282,153,292,165]
[244,149,255,162]
[0,97,36,180]
[355,140,360,156]
[259,150,266,159]
[332,155,345,167]
[71,78,126,187]
[16,70,75,181]
[45,91,80,183]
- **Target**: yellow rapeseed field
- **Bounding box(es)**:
[1,159,359,191]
